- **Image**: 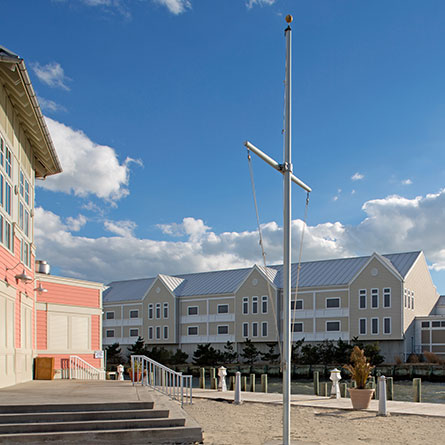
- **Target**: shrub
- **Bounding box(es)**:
[343,346,374,389]
[423,351,444,364]
[193,344,224,366]
[240,339,260,365]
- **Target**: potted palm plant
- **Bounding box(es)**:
[344,346,375,410]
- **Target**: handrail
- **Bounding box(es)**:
[131,355,193,407]
[69,355,105,380]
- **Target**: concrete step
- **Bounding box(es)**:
[0,408,170,424]
[0,401,154,414]
[0,417,186,434]
[0,425,203,444]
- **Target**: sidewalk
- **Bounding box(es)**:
[192,388,445,418]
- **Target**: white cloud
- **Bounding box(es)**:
[402,179,413,185]
[38,96,67,113]
[153,0,191,14]
[35,189,445,284]
[31,62,71,91]
[104,220,137,237]
[351,172,364,181]
[351,189,356,195]
[66,214,87,232]
[40,117,141,202]
[246,0,276,9]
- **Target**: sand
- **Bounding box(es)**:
[184,398,445,444]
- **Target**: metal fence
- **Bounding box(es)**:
[69,355,105,380]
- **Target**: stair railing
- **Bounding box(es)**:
[69,355,106,380]
[131,355,192,407]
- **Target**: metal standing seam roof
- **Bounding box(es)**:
[103,251,422,303]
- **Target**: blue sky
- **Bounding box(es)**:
[2,0,445,292]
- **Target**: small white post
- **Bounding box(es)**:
[330,368,342,399]
[218,366,227,392]
[117,364,124,381]
[234,371,242,405]
[378,376,389,416]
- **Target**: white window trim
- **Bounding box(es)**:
[106,311,115,320]
[252,296,258,314]
[129,310,139,319]
[242,297,249,315]
[148,304,153,320]
[261,295,268,314]
[383,288,391,309]
[163,325,169,340]
[188,326,199,336]
[359,289,367,310]
[148,326,153,340]
[291,299,304,310]
[371,288,379,309]
[155,303,161,319]
[359,318,367,335]
[187,306,199,316]
[261,321,268,337]
[325,320,341,332]
[371,317,379,335]
[163,302,169,319]
[217,304,229,314]
[217,325,229,335]
[106,329,115,338]
[383,317,391,335]
[156,326,161,340]
[252,321,259,337]
[129,328,139,337]
[293,322,303,333]
[326,297,340,309]
[242,322,249,338]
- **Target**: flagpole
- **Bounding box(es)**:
[282,14,292,445]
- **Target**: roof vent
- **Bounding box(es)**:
[35,260,50,275]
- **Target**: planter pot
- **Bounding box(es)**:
[348,388,375,410]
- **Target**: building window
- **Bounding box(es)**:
[242,297,249,315]
[384,317,391,335]
[5,181,11,215]
[405,289,409,308]
[148,304,153,319]
[383,288,391,308]
[0,214,3,243]
[252,296,258,314]
[148,326,153,340]
[163,302,169,319]
[326,298,340,308]
[188,306,198,316]
[156,303,161,319]
[130,310,139,318]
[4,221,11,251]
[5,146,11,177]
[163,326,168,339]
[293,322,303,332]
[411,291,415,310]
[106,330,114,338]
[106,312,115,320]
[432,321,441,328]
[326,321,340,332]
[0,138,3,167]
[156,326,161,339]
[291,300,303,310]
[421,321,430,328]
[252,322,258,337]
[217,325,229,335]
[359,318,366,335]
[371,318,379,335]
[130,328,139,337]
[261,321,268,337]
[20,240,31,268]
[359,289,366,309]
[188,326,198,336]
[262,296,268,314]
[0,174,3,207]
[20,170,30,205]
[242,322,248,338]
[217,304,229,314]
[371,289,379,309]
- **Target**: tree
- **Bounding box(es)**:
[291,339,305,364]
[351,337,384,366]
[105,343,124,369]
[240,338,259,365]
[168,349,189,365]
[260,343,280,364]
[146,346,171,364]
[300,344,320,365]
[223,341,238,364]
[128,336,148,356]
[192,344,224,366]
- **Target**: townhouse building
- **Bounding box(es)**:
[103,251,439,362]
[0,46,62,387]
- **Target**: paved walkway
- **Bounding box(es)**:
[192,388,445,418]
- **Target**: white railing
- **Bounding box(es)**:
[131,355,193,407]
[69,355,105,380]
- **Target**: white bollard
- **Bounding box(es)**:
[329,368,342,399]
[117,364,124,381]
[378,376,389,416]
[218,366,227,392]
[234,371,242,405]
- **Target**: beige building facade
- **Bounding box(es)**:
[102,251,440,362]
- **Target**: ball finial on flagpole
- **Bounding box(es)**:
[285,14,293,24]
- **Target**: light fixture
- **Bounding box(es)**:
[14,269,33,283]
[34,284,48,293]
